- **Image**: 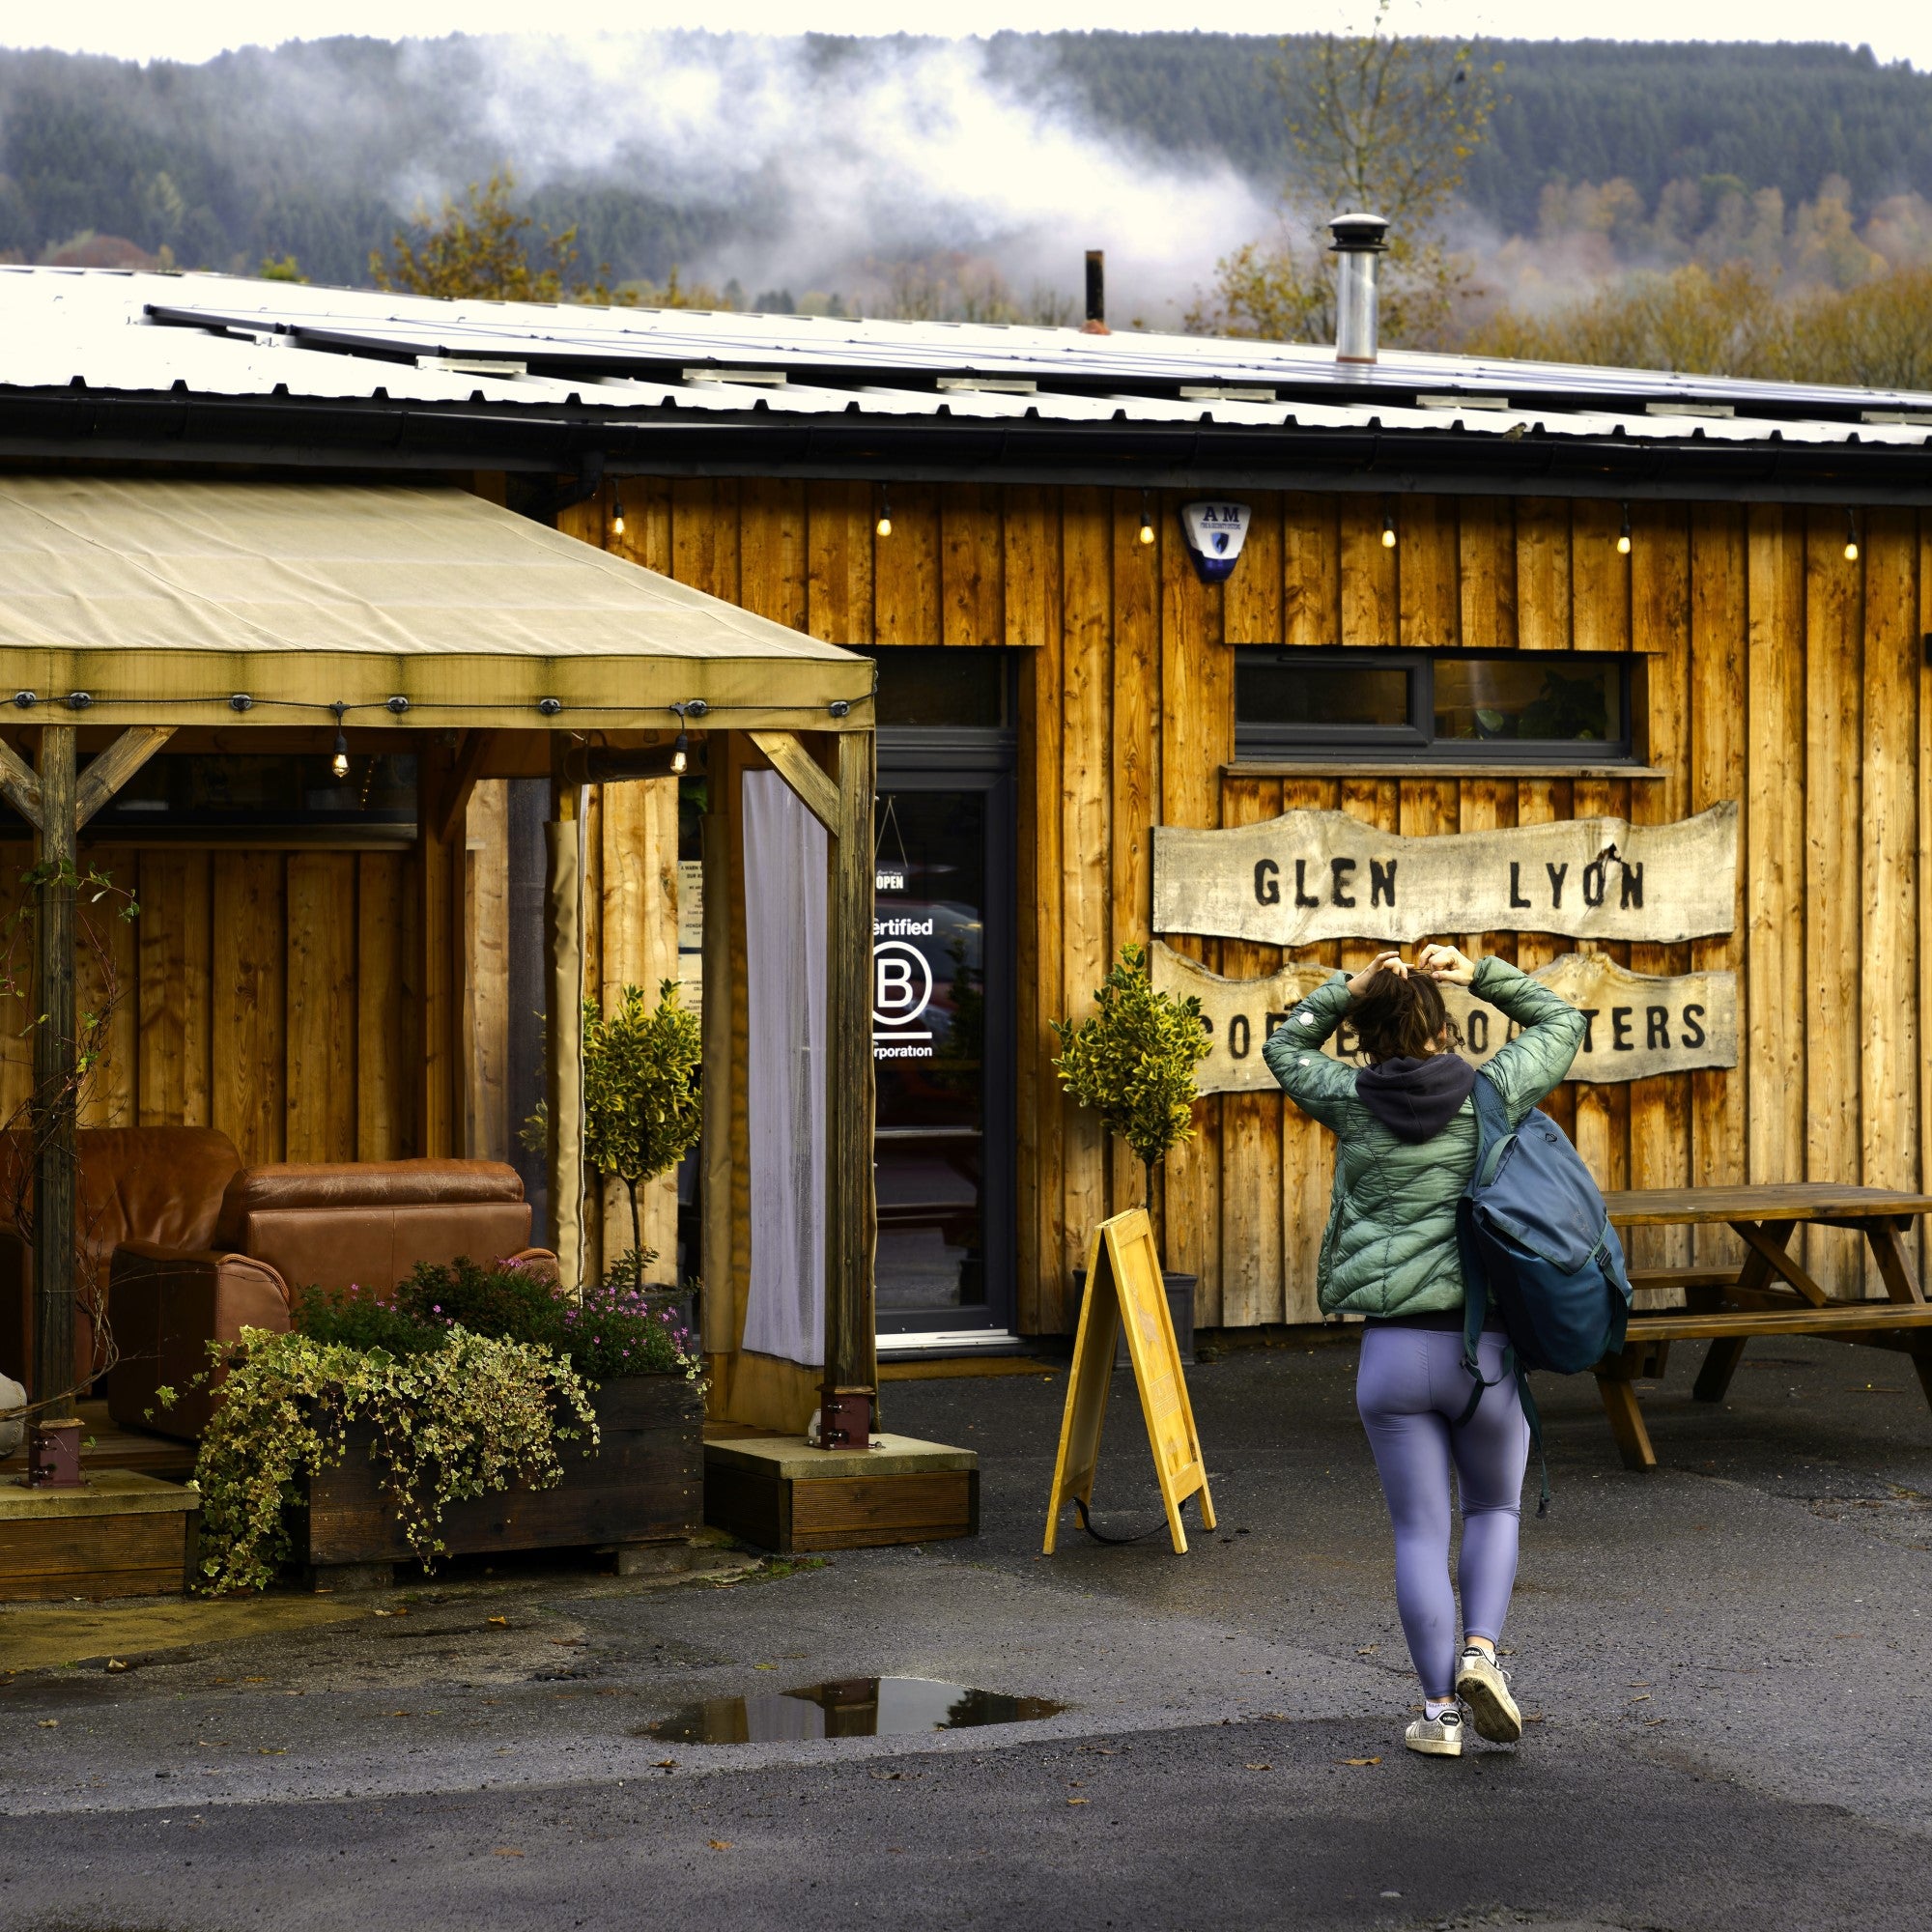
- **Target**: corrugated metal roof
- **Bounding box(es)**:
[4,264,1932,462]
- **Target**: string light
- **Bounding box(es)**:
[1617,503,1632,555]
[1138,490,1155,547]
[876,486,893,539]
[1844,509,1860,562]
[329,701,350,781]
[670,701,691,777]
[611,481,626,540]
[1380,505,1397,550]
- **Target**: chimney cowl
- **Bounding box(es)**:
[1328,211,1388,366]
[1327,212,1390,254]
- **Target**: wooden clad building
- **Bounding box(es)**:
[531,482,1929,1330]
[6,265,1932,1393]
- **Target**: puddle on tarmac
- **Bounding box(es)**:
[638,1677,1065,1743]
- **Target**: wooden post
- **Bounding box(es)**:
[819,729,877,1447]
[29,724,79,1480]
[545,741,586,1291]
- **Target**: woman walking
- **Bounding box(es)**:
[1263,942,1585,1759]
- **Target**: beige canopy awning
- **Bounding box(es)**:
[0,476,873,729]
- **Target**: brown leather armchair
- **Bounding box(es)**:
[0,1127,244,1403]
[109,1158,554,1439]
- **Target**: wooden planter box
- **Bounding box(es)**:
[298,1375,703,1577]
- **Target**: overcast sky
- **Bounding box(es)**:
[8,2,1928,71]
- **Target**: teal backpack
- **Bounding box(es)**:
[1455,1070,1634,1511]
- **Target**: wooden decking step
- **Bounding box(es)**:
[0,1469,200,1604]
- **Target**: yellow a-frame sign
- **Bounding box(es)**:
[1043,1208,1216,1555]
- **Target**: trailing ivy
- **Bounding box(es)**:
[190,1325,597,1594]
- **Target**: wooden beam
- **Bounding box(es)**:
[74,726,176,830]
[749,730,839,836]
[436,729,496,845]
[31,725,77,1425]
[819,728,877,1444]
[0,737,42,832]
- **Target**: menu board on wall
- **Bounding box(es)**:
[1151,941,1739,1092]
[1153,802,1739,947]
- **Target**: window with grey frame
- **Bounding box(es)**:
[1235,649,1633,762]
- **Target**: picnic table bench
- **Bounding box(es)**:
[1596,1185,1932,1470]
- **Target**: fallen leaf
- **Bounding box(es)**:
[1629,1694,1651,1704]
[493,1847,525,1858]
[373,1609,395,1619]
[753,1662,777,1670]
[105,1659,128,1674]
[1336,1756,1381,1767]
[242,1676,268,1684]
[486,1616,508,1628]
[37,1719,58,1729]
[1065,1798,1088,1806]
[1354,1645,1379,1655]
[256,1747,288,1756]
[653,1759,677,1770]
[1244,1763,1273,1771]
[708,1840,732,1850]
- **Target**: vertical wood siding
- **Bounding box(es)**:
[2,846,422,1167]
[552,480,1928,1329]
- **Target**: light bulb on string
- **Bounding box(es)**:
[1617,503,1632,555]
[1844,509,1860,562]
[329,701,350,781]
[1380,506,1397,550]
[670,701,691,777]
[1138,490,1155,547]
[876,486,893,539]
[611,481,626,540]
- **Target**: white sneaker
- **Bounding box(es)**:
[1455,1646,1522,1744]
[1404,1709,1463,1757]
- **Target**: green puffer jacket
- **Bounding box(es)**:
[1261,955,1586,1320]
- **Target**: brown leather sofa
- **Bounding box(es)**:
[0,1127,554,1440]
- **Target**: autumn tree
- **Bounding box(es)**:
[1190,4,1503,348]
[371,167,636,305]
[1470,259,1932,388]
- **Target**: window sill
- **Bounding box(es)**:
[1223,759,1662,781]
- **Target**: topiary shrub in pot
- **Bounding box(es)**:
[1050,941,1209,1362]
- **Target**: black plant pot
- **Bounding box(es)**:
[1072,1267,1197,1369]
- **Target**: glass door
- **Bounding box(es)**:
[872,754,1015,1347]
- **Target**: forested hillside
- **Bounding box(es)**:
[1018,34,1932,239]
[3,31,1930,297]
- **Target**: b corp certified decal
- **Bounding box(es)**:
[872,936,934,1060]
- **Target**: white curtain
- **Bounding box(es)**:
[741,771,827,1366]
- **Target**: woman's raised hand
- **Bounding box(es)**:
[1346,950,1407,999]
[1418,942,1477,986]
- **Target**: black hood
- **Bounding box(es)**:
[1354,1054,1479,1144]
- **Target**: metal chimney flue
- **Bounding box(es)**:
[1083,249,1110,335]
[1328,213,1389,365]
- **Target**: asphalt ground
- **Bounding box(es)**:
[4,1331,1931,1930]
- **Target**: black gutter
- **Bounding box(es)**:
[4,389,1932,506]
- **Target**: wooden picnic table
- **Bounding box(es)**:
[1596,1184,1932,1470]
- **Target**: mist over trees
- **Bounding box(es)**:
[7,29,1932,380]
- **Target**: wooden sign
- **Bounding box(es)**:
[1151,940,1738,1090]
[1043,1208,1216,1556]
[1153,801,1738,946]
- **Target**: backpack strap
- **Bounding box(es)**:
[1455,1070,1513,1425]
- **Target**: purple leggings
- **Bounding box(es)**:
[1355,1322,1531,1699]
